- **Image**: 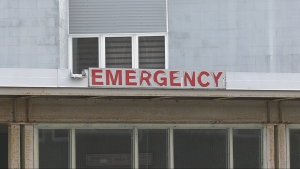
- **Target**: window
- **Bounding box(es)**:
[36,124,265,169]
[39,129,69,168]
[68,0,168,74]
[0,124,8,169]
[72,38,99,74]
[174,129,228,168]
[289,128,300,168]
[69,35,167,74]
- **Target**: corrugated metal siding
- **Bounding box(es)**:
[69,0,167,34]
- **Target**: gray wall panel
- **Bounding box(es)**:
[69,0,167,34]
[168,0,300,73]
[0,0,67,69]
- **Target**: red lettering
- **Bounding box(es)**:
[213,72,223,87]
[154,70,167,86]
[140,70,151,86]
[170,71,181,87]
[198,71,210,87]
[106,70,122,85]
[184,72,195,87]
[125,70,137,86]
[91,70,103,85]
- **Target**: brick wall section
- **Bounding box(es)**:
[0,0,60,68]
[168,0,300,73]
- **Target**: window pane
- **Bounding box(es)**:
[106,37,132,68]
[233,129,261,169]
[138,129,167,169]
[73,38,99,74]
[174,129,228,169]
[139,36,165,69]
[0,124,8,169]
[39,129,69,169]
[76,129,132,169]
[290,129,300,168]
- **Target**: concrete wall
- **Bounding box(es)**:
[0,97,298,124]
[168,0,300,73]
[1,97,300,124]
[0,0,62,68]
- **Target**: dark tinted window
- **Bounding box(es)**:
[138,129,168,168]
[76,129,132,169]
[39,129,69,169]
[106,37,132,68]
[73,38,99,74]
[233,129,261,169]
[0,124,8,169]
[290,129,300,169]
[174,129,228,169]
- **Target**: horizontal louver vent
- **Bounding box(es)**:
[69,0,167,34]
[72,38,99,74]
[139,36,165,69]
[106,37,132,68]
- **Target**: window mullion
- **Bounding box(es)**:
[132,35,138,69]
[98,36,101,68]
[168,127,174,169]
[69,128,76,169]
[68,37,73,73]
[229,128,233,169]
[263,127,267,168]
[165,34,169,69]
[100,35,105,68]
[133,127,139,169]
[33,127,39,169]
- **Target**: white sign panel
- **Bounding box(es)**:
[89,68,225,89]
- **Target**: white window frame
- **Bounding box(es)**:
[68,33,169,75]
[67,0,169,74]
[34,124,266,169]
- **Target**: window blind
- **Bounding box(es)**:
[105,37,132,68]
[139,36,165,69]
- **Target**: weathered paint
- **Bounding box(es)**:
[266,125,275,169]
[276,124,287,169]
[29,98,267,123]
[281,101,300,123]
[268,101,280,123]
[22,125,34,168]
[0,99,13,122]
[1,97,300,124]
[15,99,28,123]
[8,124,20,169]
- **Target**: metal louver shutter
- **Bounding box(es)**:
[69,0,167,34]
